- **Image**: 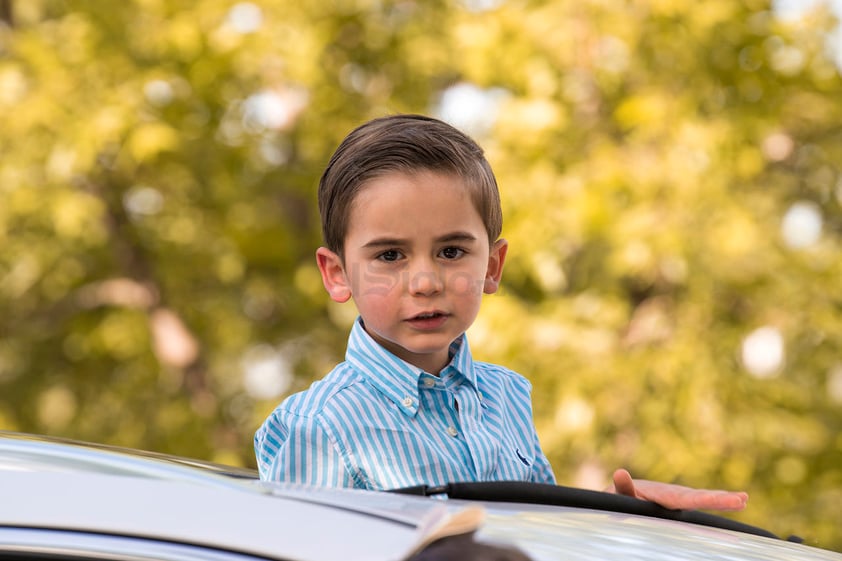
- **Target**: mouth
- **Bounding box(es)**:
[405,311,450,329]
[410,311,447,321]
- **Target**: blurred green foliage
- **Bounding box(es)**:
[1,0,840,551]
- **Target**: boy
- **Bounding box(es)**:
[255,114,747,511]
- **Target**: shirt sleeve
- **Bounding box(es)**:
[254,407,357,487]
[478,362,558,485]
[530,439,557,484]
[522,388,556,485]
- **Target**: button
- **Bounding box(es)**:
[402,397,414,408]
[423,378,436,388]
[446,426,458,437]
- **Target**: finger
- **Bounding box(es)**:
[701,491,749,511]
[674,489,749,512]
[611,468,637,498]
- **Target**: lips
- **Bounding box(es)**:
[406,311,449,329]
[412,311,444,320]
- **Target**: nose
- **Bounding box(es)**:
[408,259,443,296]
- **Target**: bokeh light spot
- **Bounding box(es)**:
[781,200,822,249]
[242,344,292,400]
[144,79,174,107]
[762,132,794,161]
[227,2,263,34]
[124,186,164,216]
[741,326,784,378]
[435,82,509,137]
[827,364,842,403]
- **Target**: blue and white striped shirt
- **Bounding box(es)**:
[254,318,556,490]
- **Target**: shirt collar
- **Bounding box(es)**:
[345,318,479,416]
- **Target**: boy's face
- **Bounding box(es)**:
[316,170,507,374]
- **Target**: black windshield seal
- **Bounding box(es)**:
[389,481,800,542]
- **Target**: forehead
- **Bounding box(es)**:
[346,170,480,231]
[353,167,468,200]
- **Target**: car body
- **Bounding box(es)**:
[1,431,840,561]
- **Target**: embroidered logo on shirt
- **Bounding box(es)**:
[515,448,531,466]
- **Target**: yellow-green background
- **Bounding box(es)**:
[1,0,840,552]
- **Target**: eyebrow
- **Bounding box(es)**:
[361,231,478,249]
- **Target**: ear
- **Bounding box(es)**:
[483,238,508,294]
[316,247,352,303]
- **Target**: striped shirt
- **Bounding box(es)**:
[254,318,556,490]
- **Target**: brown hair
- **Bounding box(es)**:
[318,114,503,256]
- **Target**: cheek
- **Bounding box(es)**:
[353,291,399,329]
[352,266,403,300]
[448,271,484,298]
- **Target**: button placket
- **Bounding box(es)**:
[453,384,491,477]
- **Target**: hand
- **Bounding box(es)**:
[608,468,749,511]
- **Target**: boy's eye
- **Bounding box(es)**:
[440,247,464,259]
[377,249,402,262]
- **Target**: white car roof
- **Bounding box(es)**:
[0,430,256,485]
[1,432,840,561]
[0,471,445,561]
[473,501,842,561]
